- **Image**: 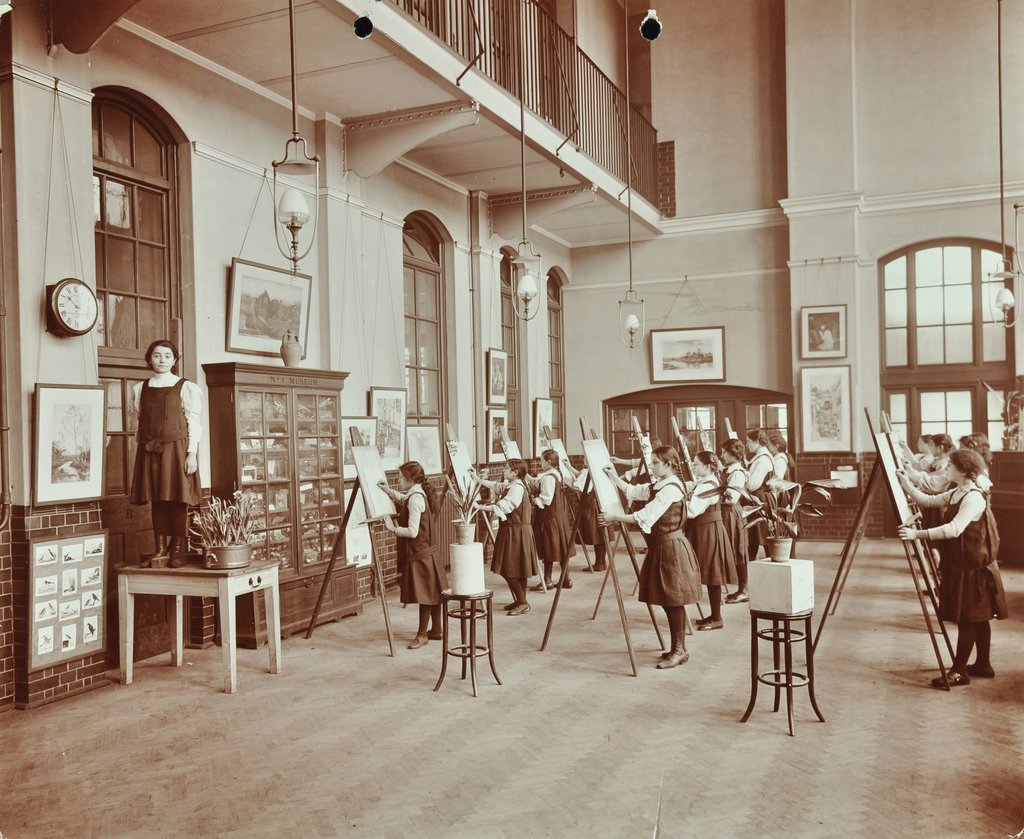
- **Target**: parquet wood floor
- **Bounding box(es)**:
[1,540,1022,839]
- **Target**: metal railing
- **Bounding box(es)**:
[388,0,658,204]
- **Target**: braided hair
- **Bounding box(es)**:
[399,461,443,514]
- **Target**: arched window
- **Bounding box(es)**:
[499,252,521,445]
[880,239,1013,448]
[547,272,566,441]
[403,216,445,426]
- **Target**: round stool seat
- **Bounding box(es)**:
[433,589,502,697]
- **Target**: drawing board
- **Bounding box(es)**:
[500,434,522,460]
[582,438,625,517]
[872,431,915,525]
[350,445,397,520]
[547,438,575,481]
[445,440,475,496]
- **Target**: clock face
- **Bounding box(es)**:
[51,280,98,335]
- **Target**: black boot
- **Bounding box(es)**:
[656,631,689,669]
[142,535,169,567]
[168,537,186,568]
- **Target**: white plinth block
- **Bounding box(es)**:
[748,559,814,615]
[450,542,486,595]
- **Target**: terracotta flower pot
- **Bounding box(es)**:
[454,521,476,545]
[767,537,793,562]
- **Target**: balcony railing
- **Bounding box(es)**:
[388,0,658,205]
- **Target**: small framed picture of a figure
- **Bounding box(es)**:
[486,349,508,405]
[800,305,847,360]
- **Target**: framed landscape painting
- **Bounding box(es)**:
[226,258,312,358]
[649,327,726,383]
[34,385,106,505]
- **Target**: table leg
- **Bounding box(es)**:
[169,595,184,667]
[740,615,758,722]
[119,578,133,685]
[218,580,238,694]
[263,582,282,675]
[784,621,795,736]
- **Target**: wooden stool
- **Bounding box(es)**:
[740,608,825,736]
[433,589,501,697]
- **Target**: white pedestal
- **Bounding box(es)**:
[748,559,814,615]
[450,542,486,595]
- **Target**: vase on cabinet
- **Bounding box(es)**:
[280,330,302,367]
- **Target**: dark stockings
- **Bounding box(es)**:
[973,621,992,668]
[708,585,723,621]
[506,576,528,606]
[954,620,991,671]
[664,605,686,645]
[734,558,748,593]
[152,500,188,537]
[416,605,433,636]
[592,542,607,570]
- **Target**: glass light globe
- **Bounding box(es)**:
[995,286,1015,313]
[517,269,539,302]
[624,313,641,334]
[277,189,310,227]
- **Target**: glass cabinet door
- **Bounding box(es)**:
[294,392,344,566]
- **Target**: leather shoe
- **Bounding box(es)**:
[725,591,749,604]
[426,632,443,641]
[507,603,531,616]
[656,649,689,669]
[530,580,553,592]
[592,564,608,572]
[931,671,970,688]
[697,619,724,631]
[503,603,518,611]
[407,635,429,649]
[966,663,995,678]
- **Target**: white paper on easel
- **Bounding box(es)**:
[500,435,522,460]
[873,432,915,525]
[351,445,397,519]
[582,439,625,516]
[343,488,372,567]
[445,440,474,496]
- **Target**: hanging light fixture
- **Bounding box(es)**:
[512,0,541,321]
[272,0,320,274]
[618,0,645,348]
[989,0,1021,328]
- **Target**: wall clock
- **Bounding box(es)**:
[45,278,99,337]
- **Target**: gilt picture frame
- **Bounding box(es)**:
[226,257,312,358]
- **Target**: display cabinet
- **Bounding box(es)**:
[203,363,360,642]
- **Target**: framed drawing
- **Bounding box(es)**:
[800,304,847,359]
[533,397,554,457]
[226,258,312,358]
[342,487,372,567]
[486,348,508,405]
[407,425,444,475]
[340,416,378,482]
[368,387,407,470]
[800,365,852,452]
[350,445,397,520]
[33,385,106,506]
[486,408,508,463]
[649,327,726,383]
[28,530,107,671]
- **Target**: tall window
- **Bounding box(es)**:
[403,217,445,426]
[547,274,565,441]
[500,253,520,445]
[881,239,1012,449]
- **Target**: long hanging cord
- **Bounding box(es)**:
[373,214,402,384]
[236,172,273,257]
[624,0,634,301]
[345,202,371,384]
[997,0,1006,263]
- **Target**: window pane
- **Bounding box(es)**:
[104,436,126,494]
[407,368,419,415]
[946,391,972,421]
[942,246,971,285]
[745,405,761,429]
[100,105,132,165]
[95,292,106,344]
[988,390,1005,421]
[989,422,1005,451]
[415,272,438,319]
[916,326,943,364]
[885,290,907,327]
[106,238,135,293]
[885,328,907,366]
[138,244,165,298]
[103,379,123,432]
[915,248,942,286]
[943,285,972,324]
[920,391,947,421]
[415,320,438,368]
[104,180,133,232]
[884,256,907,289]
[92,176,101,226]
[944,324,972,364]
[981,248,1004,279]
[921,421,945,435]
[138,299,164,349]
[138,189,165,243]
[888,393,907,423]
[403,319,415,365]
[403,267,415,312]
[916,287,943,325]
[948,421,973,442]
[134,123,163,177]
[418,370,440,417]
[107,294,137,349]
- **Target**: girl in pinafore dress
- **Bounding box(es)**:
[562,460,608,573]
[130,340,202,568]
[743,429,775,562]
[685,451,736,631]
[379,461,447,649]
[531,449,578,591]
[602,446,702,669]
[477,459,540,615]
[898,449,1008,688]
[720,439,751,604]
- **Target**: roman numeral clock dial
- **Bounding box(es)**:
[45,278,99,338]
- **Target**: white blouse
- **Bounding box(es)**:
[723,462,747,505]
[534,469,559,509]
[481,478,526,520]
[746,448,774,492]
[622,476,686,535]
[685,476,720,519]
[131,373,203,454]
[904,481,987,541]
[393,485,426,540]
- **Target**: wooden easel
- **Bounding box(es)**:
[812,409,952,688]
[540,419,665,676]
[305,430,395,656]
[669,416,696,482]
[540,424,594,571]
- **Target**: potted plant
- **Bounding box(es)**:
[444,473,486,545]
[189,490,260,568]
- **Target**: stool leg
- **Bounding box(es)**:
[784,620,795,736]
[805,615,825,722]
[740,615,758,723]
[469,601,479,698]
[772,619,782,713]
[459,599,469,681]
[433,597,450,692]
[487,597,502,685]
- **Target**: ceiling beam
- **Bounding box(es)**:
[489,185,599,240]
[48,0,143,54]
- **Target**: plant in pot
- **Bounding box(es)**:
[189,490,260,569]
[444,473,486,545]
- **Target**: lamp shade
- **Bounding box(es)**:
[277,189,310,227]
[517,269,540,303]
[995,286,1015,313]
[624,313,641,334]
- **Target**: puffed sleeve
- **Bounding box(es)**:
[685,478,715,518]
[535,472,556,508]
[393,489,425,539]
[179,380,204,454]
[631,482,683,534]
[492,481,525,518]
[724,466,746,505]
[924,490,986,541]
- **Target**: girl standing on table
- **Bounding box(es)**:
[130,340,202,568]
[684,451,736,631]
[475,459,540,615]
[602,446,702,669]
[898,449,1008,687]
[531,449,577,591]
[720,439,750,604]
[743,429,776,562]
[378,461,446,649]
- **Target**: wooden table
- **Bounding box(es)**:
[117,560,281,694]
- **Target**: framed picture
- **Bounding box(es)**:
[800,304,847,359]
[340,416,378,482]
[226,257,312,358]
[350,444,397,519]
[33,385,106,506]
[533,397,554,457]
[649,327,726,383]
[800,365,852,452]
[486,408,509,463]
[486,348,508,405]
[368,387,407,470]
[406,425,444,475]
